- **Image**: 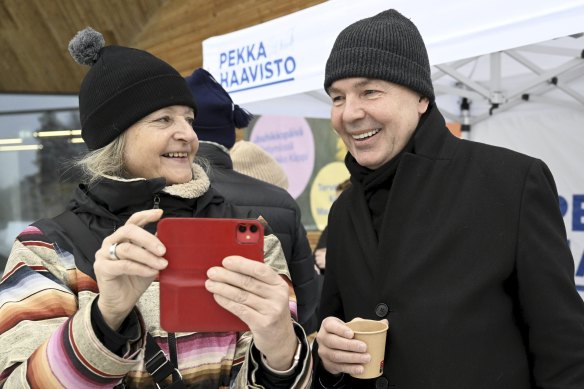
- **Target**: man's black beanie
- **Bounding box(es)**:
[68,27,196,150]
[324,9,435,102]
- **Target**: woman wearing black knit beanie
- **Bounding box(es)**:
[314,8,584,389]
[0,27,311,388]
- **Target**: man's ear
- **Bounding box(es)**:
[418,96,430,115]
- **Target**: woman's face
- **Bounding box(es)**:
[123,105,197,185]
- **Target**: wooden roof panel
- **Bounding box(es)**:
[0,0,324,94]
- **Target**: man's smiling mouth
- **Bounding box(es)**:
[352,128,381,140]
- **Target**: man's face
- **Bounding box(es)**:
[329,78,429,170]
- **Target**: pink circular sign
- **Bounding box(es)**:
[250,116,315,199]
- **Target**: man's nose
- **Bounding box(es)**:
[343,96,366,122]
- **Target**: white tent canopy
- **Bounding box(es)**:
[202,0,584,121]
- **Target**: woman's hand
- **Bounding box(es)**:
[205,256,298,370]
[94,209,167,330]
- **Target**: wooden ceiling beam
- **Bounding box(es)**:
[0,0,324,94]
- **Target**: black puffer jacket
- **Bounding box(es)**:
[36,171,254,279]
[198,142,320,334]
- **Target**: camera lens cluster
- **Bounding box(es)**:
[238,224,259,233]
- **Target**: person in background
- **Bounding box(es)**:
[186,68,321,336]
[314,9,584,389]
[313,179,351,274]
[230,139,289,190]
[0,28,312,388]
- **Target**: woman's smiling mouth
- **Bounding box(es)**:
[163,152,188,158]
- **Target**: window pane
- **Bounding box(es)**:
[0,94,83,272]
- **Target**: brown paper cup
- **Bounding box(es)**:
[346,318,388,379]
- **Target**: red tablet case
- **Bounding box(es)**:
[157,218,264,332]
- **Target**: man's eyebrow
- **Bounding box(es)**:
[329,79,377,94]
[353,79,376,88]
[328,86,342,95]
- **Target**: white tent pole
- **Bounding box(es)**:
[515,44,584,58]
[505,50,584,104]
[506,58,584,100]
[489,52,505,105]
[432,58,477,81]
[434,63,492,98]
[434,85,484,100]
[490,52,502,92]
[520,71,584,107]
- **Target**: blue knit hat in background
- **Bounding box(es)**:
[185,68,253,149]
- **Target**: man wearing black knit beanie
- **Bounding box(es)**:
[313,9,584,389]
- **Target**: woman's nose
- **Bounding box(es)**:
[175,118,197,142]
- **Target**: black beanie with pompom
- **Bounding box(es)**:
[68,27,196,150]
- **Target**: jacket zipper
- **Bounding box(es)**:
[153,193,180,379]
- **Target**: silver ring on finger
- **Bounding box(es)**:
[108,242,120,261]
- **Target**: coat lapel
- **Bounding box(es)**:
[341,105,461,289]
[347,180,380,278]
[373,106,459,288]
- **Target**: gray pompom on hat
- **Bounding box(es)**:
[68,27,196,150]
[324,9,435,102]
[68,27,105,66]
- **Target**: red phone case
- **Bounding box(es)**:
[157,218,264,332]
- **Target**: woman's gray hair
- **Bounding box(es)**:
[75,132,128,184]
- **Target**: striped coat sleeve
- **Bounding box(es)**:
[0,227,145,388]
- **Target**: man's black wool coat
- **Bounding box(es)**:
[317,105,584,388]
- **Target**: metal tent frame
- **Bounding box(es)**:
[434,35,584,131]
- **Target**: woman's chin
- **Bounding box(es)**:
[167,177,190,185]
[159,164,193,185]
[163,172,192,185]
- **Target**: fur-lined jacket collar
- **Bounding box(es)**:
[68,163,225,231]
